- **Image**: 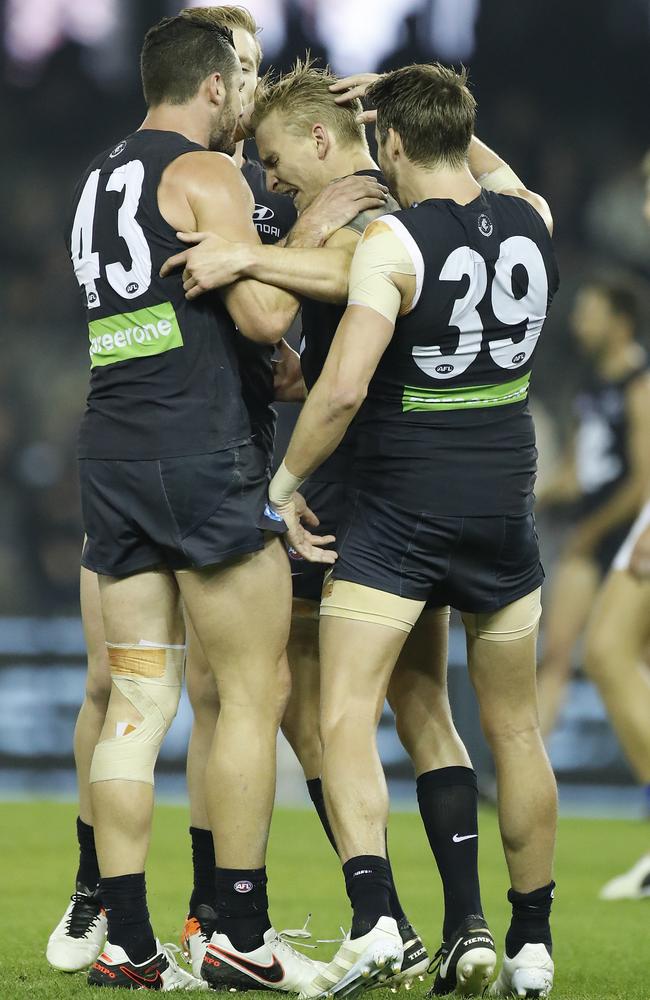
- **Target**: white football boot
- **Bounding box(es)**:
[181,905,216,979]
[46,884,107,972]
[202,926,326,993]
[490,943,554,998]
[301,916,403,999]
[87,939,207,989]
[599,854,650,900]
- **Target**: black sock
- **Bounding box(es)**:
[384,831,407,926]
[505,882,555,958]
[75,817,100,892]
[343,855,393,939]
[306,778,338,854]
[416,767,483,940]
[214,867,271,952]
[100,872,156,964]
[188,827,217,914]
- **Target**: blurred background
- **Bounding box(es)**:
[1,0,650,813]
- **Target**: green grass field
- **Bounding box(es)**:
[1,802,648,999]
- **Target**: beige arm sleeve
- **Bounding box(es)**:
[347,216,423,322]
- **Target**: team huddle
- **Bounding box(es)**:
[49,4,566,996]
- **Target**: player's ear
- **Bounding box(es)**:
[206,71,226,107]
[312,123,330,160]
[387,126,402,160]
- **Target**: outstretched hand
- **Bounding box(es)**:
[273,492,337,564]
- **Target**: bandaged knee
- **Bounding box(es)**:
[320,578,425,634]
[90,641,185,785]
[461,588,541,642]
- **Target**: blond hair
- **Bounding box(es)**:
[179,5,262,68]
[251,57,366,147]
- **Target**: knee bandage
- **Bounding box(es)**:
[90,641,185,785]
[462,588,542,642]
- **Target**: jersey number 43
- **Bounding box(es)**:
[70,159,152,309]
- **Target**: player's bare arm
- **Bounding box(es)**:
[160,150,299,341]
[269,220,415,556]
[536,436,580,508]
[566,372,650,557]
[467,136,554,235]
[160,173,386,303]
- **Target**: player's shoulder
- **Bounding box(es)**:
[168,150,253,205]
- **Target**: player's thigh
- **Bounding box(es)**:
[585,569,650,672]
[319,613,412,732]
[541,554,601,652]
[98,567,184,645]
[80,564,111,700]
[285,612,320,714]
[177,536,291,704]
[185,614,220,713]
[465,593,541,735]
[388,606,451,711]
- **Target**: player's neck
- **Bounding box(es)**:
[139,107,211,150]
[596,341,643,380]
[326,145,377,181]
[233,141,245,169]
[397,162,480,208]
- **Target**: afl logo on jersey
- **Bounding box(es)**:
[478,213,493,237]
[88,291,98,305]
[436,363,454,375]
[512,351,526,364]
[126,282,139,294]
[234,880,254,893]
[252,204,275,222]
[110,140,127,158]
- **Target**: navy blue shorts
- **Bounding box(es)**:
[80,444,283,578]
[332,489,544,612]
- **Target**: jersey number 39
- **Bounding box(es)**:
[413,237,548,379]
[70,159,152,309]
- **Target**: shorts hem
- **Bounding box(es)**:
[82,536,272,578]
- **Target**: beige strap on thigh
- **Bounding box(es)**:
[461,588,542,642]
[320,578,425,634]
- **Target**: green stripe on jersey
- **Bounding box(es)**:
[88,302,183,367]
[402,371,530,412]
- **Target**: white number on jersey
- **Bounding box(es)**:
[70,159,152,309]
[412,237,549,380]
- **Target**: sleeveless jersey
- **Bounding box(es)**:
[300,169,399,482]
[574,361,648,515]
[67,130,249,461]
[351,188,560,515]
[236,158,297,460]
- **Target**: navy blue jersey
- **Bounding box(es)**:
[351,189,560,515]
[68,130,249,460]
[574,361,648,515]
[236,158,297,461]
[300,169,398,482]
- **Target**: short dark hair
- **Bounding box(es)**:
[179,6,263,70]
[367,63,476,169]
[585,275,642,334]
[141,13,237,107]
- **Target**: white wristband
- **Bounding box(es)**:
[269,460,305,508]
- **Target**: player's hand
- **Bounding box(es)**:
[629,524,650,579]
[272,493,337,564]
[160,231,243,298]
[273,339,307,402]
[295,175,388,244]
[329,73,381,104]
